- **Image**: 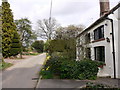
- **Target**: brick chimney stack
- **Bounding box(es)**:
[99,0,110,17]
[2,0,8,2]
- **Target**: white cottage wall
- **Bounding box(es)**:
[88,20,114,77]
[118,19,120,78]
[118,6,120,79]
[76,6,120,78]
[112,7,120,78]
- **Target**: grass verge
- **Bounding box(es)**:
[0,62,13,70]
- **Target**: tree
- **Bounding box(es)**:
[48,25,85,59]
[55,25,85,39]
[15,18,37,58]
[15,18,37,47]
[37,18,59,40]
[31,40,44,53]
[46,39,76,59]
[0,6,2,60]
[2,0,21,58]
[9,32,21,57]
[44,40,51,53]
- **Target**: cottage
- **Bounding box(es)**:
[76,1,120,78]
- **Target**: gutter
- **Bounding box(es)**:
[106,17,116,79]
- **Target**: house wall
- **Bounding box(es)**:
[118,9,120,78]
[112,7,120,78]
[76,19,116,78]
[88,20,114,77]
[118,19,120,78]
[76,6,120,78]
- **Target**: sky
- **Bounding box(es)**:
[0,0,119,29]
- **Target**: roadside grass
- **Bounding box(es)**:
[0,61,13,70]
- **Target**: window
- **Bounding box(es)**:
[94,46,105,62]
[94,25,104,40]
[85,33,90,43]
[86,48,91,59]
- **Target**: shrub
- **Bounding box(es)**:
[41,56,101,80]
[44,56,63,75]
[40,69,53,79]
[31,40,44,53]
[71,59,99,80]
[60,60,75,79]
[45,39,76,59]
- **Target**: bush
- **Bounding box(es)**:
[44,56,63,75]
[40,69,53,79]
[60,60,75,79]
[71,59,99,80]
[41,55,101,80]
[45,39,76,59]
[31,40,44,53]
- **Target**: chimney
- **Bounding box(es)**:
[2,0,8,2]
[99,0,110,17]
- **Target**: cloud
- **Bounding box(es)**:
[0,0,119,28]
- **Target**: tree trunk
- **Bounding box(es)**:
[20,42,23,59]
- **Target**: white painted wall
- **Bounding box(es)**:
[76,6,120,78]
[118,8,120,77]
[112,7,120,78]
[118,19,120,78]
[87,20,114,77]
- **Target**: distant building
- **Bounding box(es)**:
[76,1,120,78]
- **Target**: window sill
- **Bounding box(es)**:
[92,38,105,43]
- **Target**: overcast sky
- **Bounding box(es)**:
[0,0,119,29]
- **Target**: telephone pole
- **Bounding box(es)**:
[49,0,52,23]
[49,0,53,40]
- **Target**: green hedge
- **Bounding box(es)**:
[40,56,103,80]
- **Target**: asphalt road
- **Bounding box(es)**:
[2,53,46,88]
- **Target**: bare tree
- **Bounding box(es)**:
[37,18,59,40]
[55,25,85,40]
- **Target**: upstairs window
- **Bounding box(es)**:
[94,25,104,40]
[85,33,90,43]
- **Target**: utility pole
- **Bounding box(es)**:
[49,0,52,40]
[49,0,52,24]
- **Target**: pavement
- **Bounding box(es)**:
[36,78,120,89]
[36,79,88,89]
[92,77,120,88]
[2,53,46,88]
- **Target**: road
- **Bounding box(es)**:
[2,53,46,88]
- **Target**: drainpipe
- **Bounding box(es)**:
[106,17,116,79]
